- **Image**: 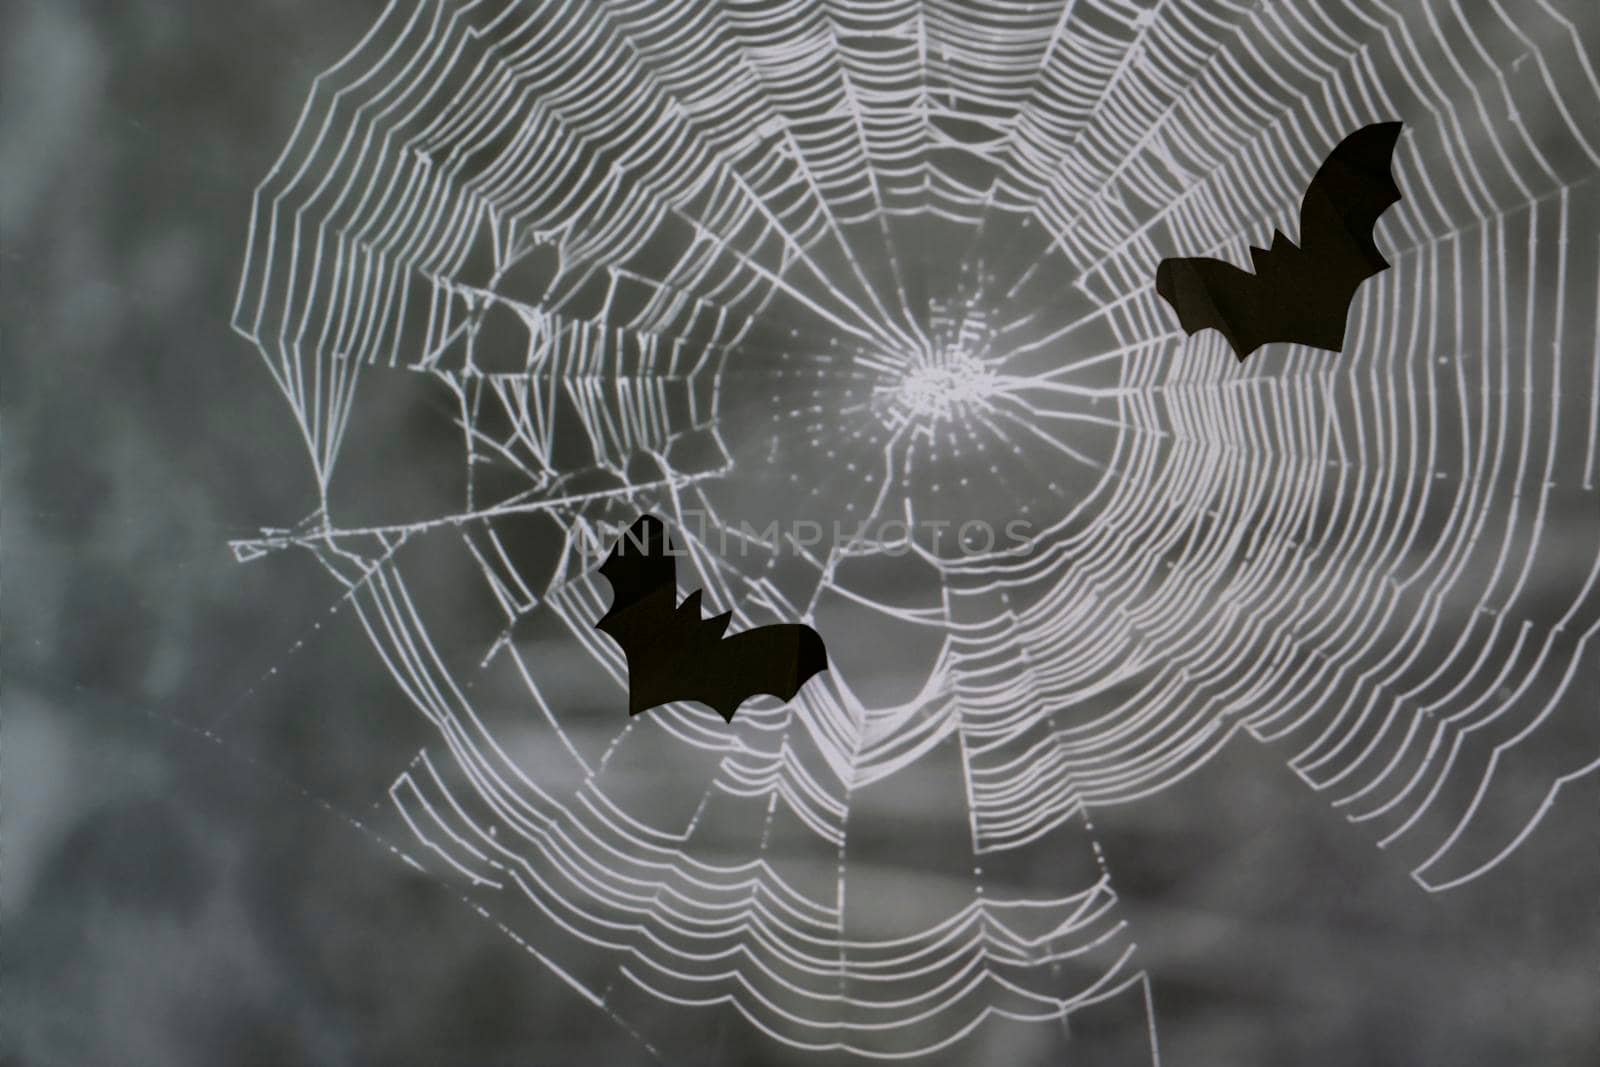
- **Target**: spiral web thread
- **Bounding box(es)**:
[231,0,1600,1059]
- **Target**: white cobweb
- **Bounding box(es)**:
[231,0,1600,1059]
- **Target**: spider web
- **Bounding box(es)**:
[230,0,1600,1059]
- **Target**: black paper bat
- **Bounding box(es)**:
[594,515,828,722]
[1155,121,1404,360]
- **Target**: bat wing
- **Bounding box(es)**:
[596,514,677,628]
[1296,121,1403,276]
[695,622,829,723]
[595,513,690,715]
[1155,256,1274,360]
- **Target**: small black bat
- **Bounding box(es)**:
[1155,121,1404,360]
[594,515,828,722]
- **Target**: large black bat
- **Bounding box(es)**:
[594,514,828,722]
[1155,121,1404,360]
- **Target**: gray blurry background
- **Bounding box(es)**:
[3,2,1597,1065]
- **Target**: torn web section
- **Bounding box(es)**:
[417,280,734,522]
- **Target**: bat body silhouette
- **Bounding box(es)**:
[1155,121,1403,360]
[595,515,828,721]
